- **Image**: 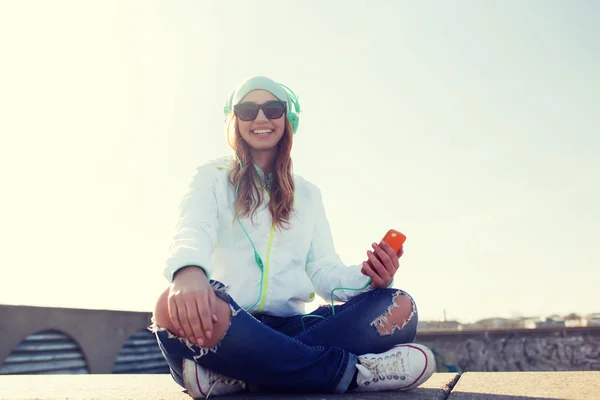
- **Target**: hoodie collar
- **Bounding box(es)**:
[253,164,274,190]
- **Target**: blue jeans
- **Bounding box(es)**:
[153,281,418,394]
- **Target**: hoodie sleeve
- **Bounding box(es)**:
[305,186,374,302]
[163,163,220,282]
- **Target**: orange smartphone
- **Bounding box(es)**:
[381,229,406,255]
[363,229,406,273]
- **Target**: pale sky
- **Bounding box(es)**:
[1,1,598,323]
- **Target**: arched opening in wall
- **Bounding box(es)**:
[112,329,169,374]
[0,330,89,375]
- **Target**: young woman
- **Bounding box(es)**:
[151,76,436,398]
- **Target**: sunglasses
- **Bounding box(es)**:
[233,100,287,121]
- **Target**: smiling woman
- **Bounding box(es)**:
[225,85,296,229]
[150,75,435,398]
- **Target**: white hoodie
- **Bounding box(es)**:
[164,156,373,317]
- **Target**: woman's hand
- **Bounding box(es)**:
[168,266,218,346]
[361,241,404,288]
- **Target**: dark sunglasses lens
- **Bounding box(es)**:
[235,104,259,121]
[262,101,286,119]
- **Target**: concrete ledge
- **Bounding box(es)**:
[0,374,188,400]
[225,373,460,399]
[447,371,600,400]
[0,372,598,399]
[0,373,458,399]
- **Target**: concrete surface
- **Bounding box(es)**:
[446,371,600,400]
[0,373,458,399]
[224,373,460,399]
[0,374,189,400]
[0,372,598,399]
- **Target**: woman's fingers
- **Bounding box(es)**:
[362,260,386,288]
[370,244,395,278]
[208,288,218,323]
[397,246,404,258]
[360,240,404,288]
[195,291,213,343]
[167,295,185,337]
[177,298,196,343]
[366,249,392,285]
[187,295,208,345]
[376,241,400,273]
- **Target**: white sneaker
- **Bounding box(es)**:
[182,358,246,398]
[354,343,436,392]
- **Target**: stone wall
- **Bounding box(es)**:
[3,304,599,374]
[0,304,155,374]
[417,326,600,373]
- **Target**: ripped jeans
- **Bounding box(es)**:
[152,281,418,394]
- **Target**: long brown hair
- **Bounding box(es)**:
[226,114,295,229]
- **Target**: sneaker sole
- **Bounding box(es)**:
[393,343,437,391]
[182,359,207,399]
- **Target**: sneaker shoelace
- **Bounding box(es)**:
[206,373,246,399]
[359,351,408,383]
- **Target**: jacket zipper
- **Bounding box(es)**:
[258,224,275,312]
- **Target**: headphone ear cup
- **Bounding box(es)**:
[224,91,234,120]
[223,105,230,122]
[288,112,299,134]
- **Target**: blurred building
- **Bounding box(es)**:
[0,304,168,375]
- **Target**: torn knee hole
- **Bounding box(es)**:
[370,292,416,336]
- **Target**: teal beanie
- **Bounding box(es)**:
[229,76,289,106]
